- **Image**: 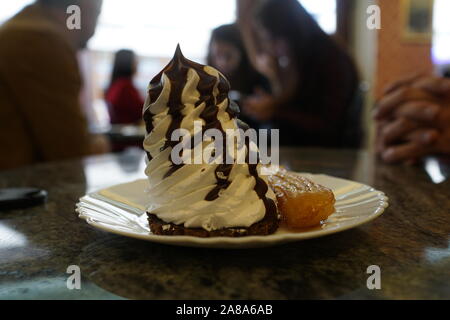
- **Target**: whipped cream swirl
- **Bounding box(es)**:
[143,45,277,231]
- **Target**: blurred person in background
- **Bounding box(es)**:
[237,0,361,147]
[374,75,450,164]
[105,49,144,125]
[207,23,270,129]
[104,49,144,152]
[0,0,107,171]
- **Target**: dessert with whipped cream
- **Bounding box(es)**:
[142,45,279,237]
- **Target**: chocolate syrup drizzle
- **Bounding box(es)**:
[143,45,276,218]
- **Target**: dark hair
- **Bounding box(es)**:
[256,0,324,45]
[207,24,246,67]
[255,0,361,147]
[207,24,267,95]
[255,0,350,95]
[108,49,136,90]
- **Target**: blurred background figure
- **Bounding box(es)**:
[104,49,145,152]
[1,0,448,169]
[374,75,450,164]
[207,24,270,129]
[238,0,361,148]
[0,0,107,171]
[105,49,144,125]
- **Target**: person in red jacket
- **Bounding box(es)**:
[105,49,144,125]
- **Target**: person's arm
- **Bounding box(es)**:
[1,29,92,161]
[237,1,286,97]
[237,0,263,74]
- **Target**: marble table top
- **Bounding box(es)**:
[0,147,449,299]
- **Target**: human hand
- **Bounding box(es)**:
[242,89,276,123]
[374,76,450,164]
[254,53,279,85]
[375,75,450,122]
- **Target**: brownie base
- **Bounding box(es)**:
[147,210,279,237]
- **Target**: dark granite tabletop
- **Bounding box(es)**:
[0,147,449,299]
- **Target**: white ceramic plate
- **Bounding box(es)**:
[76,174,388,248]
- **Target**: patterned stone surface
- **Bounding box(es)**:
[0,149,449,299]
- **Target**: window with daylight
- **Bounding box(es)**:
[433,0,450,66]
[90,0,336,59]
[0,0,336,59]
[300,0,337,34]
[0,0,33,23]
[89,0,236,60]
